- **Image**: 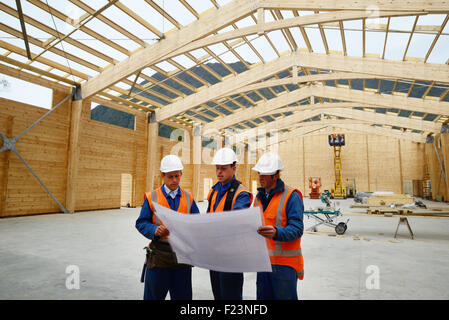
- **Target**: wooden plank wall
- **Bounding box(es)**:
[0,91,149,216]
[1,93,446,217]
[426,133,449,201]
[75,98,147,211]
[278,133,425,197]
[0,94,71,216]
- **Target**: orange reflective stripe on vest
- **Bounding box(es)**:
[255,186,304,280]
[145,187,192,240]
[207,185,253,213]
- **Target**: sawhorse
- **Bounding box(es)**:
[394,217,414,240]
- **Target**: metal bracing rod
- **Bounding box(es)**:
[11,148,69,213]
[15,0,32,60]
[15,92,73,141]
[0,91,74,213]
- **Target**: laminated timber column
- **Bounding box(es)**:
[365,135,371,192]
[244,146,251,190]
[192,123,202,201]
[398,139,404,194]
[425,134,448,201]
[65,86,82,214]
[302,137,306,194]
[146,112,158,193]
[0,116,13,216]
[439,125,449,201]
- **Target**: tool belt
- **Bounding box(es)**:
[144,240,190,269]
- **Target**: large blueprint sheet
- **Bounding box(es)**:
[152,202,272,273]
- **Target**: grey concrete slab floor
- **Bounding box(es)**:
[1,198,448,300]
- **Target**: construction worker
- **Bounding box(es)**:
[135,155,200,300]
[252,152,304,300]
[206,147,253,300]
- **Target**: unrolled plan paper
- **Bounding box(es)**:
[152,202,272,273]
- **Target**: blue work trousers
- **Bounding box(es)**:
[143,266,192,300]
[257,265,298,300]
[209,270,243,300]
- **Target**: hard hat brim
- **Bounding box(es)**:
[251,167,280,175]
[160,167,183,173]
[211,160,237,165]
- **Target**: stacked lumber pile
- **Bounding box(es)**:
[367,194,414,206]
[350,204,449,216]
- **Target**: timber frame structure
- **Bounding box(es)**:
[0,0,448,137]
[0,0,449,214]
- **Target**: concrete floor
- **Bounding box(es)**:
[1,197,449,300]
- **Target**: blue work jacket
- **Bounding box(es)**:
[208,175,252,212]
[256,179,304,241]
[135,184,200,241]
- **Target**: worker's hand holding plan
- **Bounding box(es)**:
[152,202,272,273]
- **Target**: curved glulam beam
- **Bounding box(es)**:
[156,52,449,121]
[80,0,256,99]
[203,84,449,131]
[167,10,421,60]
[81,0,445,99]
[271,121,426,145]
[258,0,449,12]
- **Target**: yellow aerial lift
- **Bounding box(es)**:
[328,134,346,199]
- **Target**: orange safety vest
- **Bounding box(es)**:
[144,186,193,240]
[207,184,253,213]
[254,186,304,280]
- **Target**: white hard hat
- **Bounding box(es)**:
[212,147,237,165]
[160,155,184,173]
[252,152,284,175]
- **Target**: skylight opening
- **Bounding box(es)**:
[70,29,128,62]
[384,32,410,60]
[427,35,449,64]
[188,0,215,15]
[249,36,278,62]
[171,54,197,69]
[417,14,447,27]
[406,33,435,60]
[40,49,97,78]
[154,61,178,73]
[233,43,261,64]
[343,30,363,57]
[153,0,197,27]
[101,4,158,41]
[324,28,343,53]
[390,16,418,33]
[207,43,228,56]
[219,50,240,64]
[59,41,110,69]
[84,17,141,52]
[288,27,306,50]
[304,26,326,53]
[266,30,291,54]
[365,31,386,56]
[189,48,208,60]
